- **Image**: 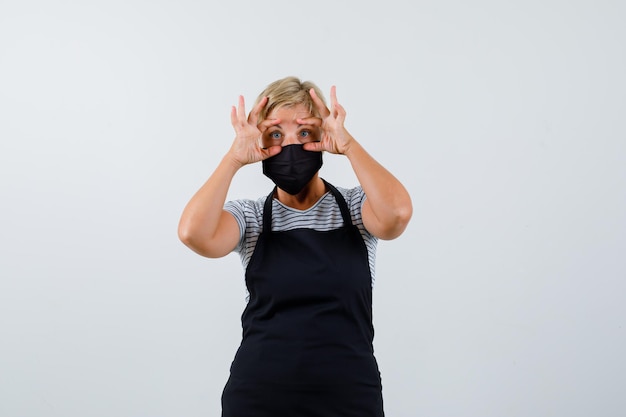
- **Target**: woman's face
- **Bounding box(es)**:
[261,104,320,149]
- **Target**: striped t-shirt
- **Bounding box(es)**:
[224,185,378,287]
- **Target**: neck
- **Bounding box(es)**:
[275,176,327,210]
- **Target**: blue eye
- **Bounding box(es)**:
[270,131,282,140]
[300,130,310,137]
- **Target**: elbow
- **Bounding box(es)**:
[389,207,413,240]
[390,194,413,230]
[177,221,206,255]
[378,201,413,241]
[178,223,200,252]
[178,224,193,247]
[398,202,413,229]
[178,227,211,257]
[177,216,195,246]
[177,220,231,259]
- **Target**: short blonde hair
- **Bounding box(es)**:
[254,76,326,122]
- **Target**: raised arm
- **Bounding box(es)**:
[301,87,412,240]
[178,96,282,257]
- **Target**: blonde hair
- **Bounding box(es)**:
[254,76,326,122]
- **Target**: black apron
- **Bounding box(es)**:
[222,181,384,417]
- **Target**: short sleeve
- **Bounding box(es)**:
[223,200,249,254]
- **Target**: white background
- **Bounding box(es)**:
[1,1,625,416]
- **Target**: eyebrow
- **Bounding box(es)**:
[271,123,309,129]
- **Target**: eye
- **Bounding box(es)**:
[269,131,282,140]
[299,130,310,138]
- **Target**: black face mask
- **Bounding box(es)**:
[262,144,323,195]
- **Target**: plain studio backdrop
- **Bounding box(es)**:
[1,1,624,416]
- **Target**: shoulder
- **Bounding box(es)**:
[224,195,266,219]
[330,183,367,214]
[223,195,267,251]
[224,194,269,231]
[326,183,374,237]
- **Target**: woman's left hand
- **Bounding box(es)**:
[299,86,355,155]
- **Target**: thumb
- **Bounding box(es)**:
[302,141,324,152]
[261,145,282,159]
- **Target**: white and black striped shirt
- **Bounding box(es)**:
[224,185,378,287]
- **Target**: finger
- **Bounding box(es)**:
[248,96,268,125]
[257,117,282,132]
[230,105,238,127]
[309,88,330,118]
[334,101,346,124]
[329,86,348,122]
[329,85,340,117]
[260,145,283,159]
[295,116,322,127]
[302,141,324,152]
[330,85,338,106]
[237,95,246,122]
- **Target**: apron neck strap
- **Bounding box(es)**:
[322,179,353,227]
[262,187,277,234]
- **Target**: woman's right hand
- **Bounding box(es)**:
[228,96,282,167]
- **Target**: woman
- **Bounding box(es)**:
[178,76,412,416]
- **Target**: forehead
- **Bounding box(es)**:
[266,104,312,121]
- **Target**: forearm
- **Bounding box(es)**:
[177,154,241,253]
[344,139,413,239]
